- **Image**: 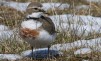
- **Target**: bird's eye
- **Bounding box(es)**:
[34,8,38,10]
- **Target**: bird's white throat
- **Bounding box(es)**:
[21,20,42,30]
[27,12,43,18]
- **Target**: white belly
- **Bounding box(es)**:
[25,30,56,48]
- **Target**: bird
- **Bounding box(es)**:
[19,2,56,59]
[26,2,46,15]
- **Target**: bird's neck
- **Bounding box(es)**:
[26,12,44,20]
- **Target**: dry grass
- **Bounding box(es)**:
[47,2,101,17]
[0,0,101,61]
[0,40,30,54]
[0,6,24,28]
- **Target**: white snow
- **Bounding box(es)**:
[1,1,100,12]
[0,25,9,31]
[1,37,101,60]
[49,14,101,37]
[74,48,92,54]
[0,0,8,6]
[0,1,70,11]
[76,5,90,10]
[86,0,101,3]
[20,38,101,59]
[21,48,63,59]
[58,24,101,37]
[0,25,20,41]
[0,25,15,41]
[5,1,29,11]
[21,49,36,57]
[42,3,70,11]
[0,0,101,60]
[21,48,48,57]
[0,30,14,41]
[82,60,89,61]
[49,14,101,26]
[0,54,22,60]
[51,38,101,52]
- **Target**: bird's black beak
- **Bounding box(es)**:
[39,9,49,15]
[39,9,46,12]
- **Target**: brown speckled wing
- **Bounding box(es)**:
[39,16,56,34]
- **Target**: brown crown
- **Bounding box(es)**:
[26,2,45,15]
[27,2,42,8]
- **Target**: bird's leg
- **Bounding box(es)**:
[31,46,34,60]
[48,45,51,58]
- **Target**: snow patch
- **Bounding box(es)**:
[51,38,101,51]
[86,0,101,3]
[74,48,92,54]
[49,14,101,26]
[42,3,70,11]
[0,1,70,11]
[21,48,63,59]
[0,54,22,60]
[0,25,9,31]
[76,5,90,10]
[0,30,14,41]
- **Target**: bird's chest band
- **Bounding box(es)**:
[20,28,39,38]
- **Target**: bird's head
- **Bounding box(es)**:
[26,2,46,14]
[26,2,49,18]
